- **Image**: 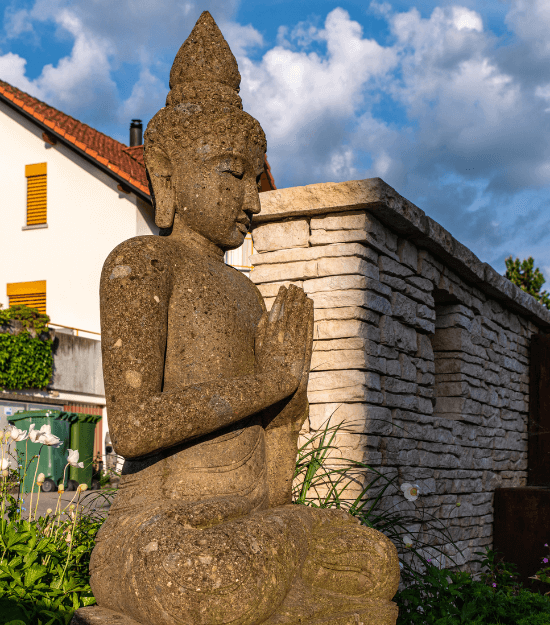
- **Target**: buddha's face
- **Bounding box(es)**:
[170,139,265,251]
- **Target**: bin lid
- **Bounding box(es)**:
[8,409,67,422]
[8,409,101,424]
[68,412,102,424]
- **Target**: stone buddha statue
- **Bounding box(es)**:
[84,12,399,625]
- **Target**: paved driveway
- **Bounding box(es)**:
[6,488,116,520]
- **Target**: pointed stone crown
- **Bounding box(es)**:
[166,11,243,110]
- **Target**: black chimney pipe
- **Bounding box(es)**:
[130,119,143,147]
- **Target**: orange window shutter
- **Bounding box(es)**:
[7,280,47,314]
[25,163,47,226]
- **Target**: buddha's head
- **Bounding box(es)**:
[144,12,266,251]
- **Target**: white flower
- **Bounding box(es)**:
[0,458,11,471]
[67,449,84,469]
[37,425,61,447]
[403,535,414,548]
[8,426,28,442]
[400,483,420,501]
[37,473,45,484]
[29,424,42,443]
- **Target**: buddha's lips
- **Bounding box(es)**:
[236,221,250,233]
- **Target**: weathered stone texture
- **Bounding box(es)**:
[85,15,401,625]
[253,178,549,573]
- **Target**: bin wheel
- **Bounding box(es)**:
[91,479,100,491]
[67,479,79,491]
[41,478,57,493]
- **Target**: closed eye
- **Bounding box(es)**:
[216,156,245,179]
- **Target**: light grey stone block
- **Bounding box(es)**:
[252,219,309,252]
[250,242,377,266]
[309,370,381,392]
[311,349,386,373]
[314,306,381,325]
[399,353,417,381]
[393,321,418,353]
[398,239,418,270]
[310,289,392,315]
[416,334,434,360]
[314,319,381,340]
[392,292,417,325]
[379,255,414,278]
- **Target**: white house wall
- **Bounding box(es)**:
[0,102,156,335]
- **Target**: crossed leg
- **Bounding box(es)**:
[90,501,399,625]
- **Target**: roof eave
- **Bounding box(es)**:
[0,89,152,204]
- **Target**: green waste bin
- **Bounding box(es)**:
[67,413,102,487]
[8,410,71,493]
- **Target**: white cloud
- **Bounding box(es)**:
[506,0,550,57]
[3,0,550,271]
[221,21,263,58]
[239,8,398,184]
[0,0,247,129]
[0,52,44,98]
[3,7,34,39]
[451,7,483,32]
[36,9,117,114]
[118,68,166,125]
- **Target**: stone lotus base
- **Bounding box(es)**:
[70,606,144,625]
[71,604,398,625]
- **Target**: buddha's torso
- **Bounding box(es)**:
[110,240,269,516]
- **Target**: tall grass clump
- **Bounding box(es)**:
[293,418,550,624]
[293,418,458,583]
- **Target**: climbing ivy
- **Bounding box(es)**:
[0,305,53,390]
[0,304,51,334]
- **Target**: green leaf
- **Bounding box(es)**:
[23,563,48,586]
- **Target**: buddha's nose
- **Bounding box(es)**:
[244,181,261,215]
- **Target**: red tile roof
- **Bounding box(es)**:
[0,79,150,194]
[0,78,276,197]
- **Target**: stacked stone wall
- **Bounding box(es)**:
[251,207,542,571]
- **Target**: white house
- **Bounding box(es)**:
[0,78,276,469]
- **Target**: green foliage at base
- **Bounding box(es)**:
[1,418,549,624]
[0,515,99,625]
[0,305,53,390]
[395,553,550,625]
[0,305,51,335]
[505,256,550,309]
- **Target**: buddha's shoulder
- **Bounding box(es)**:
[101,236,177,281]
[222,263,266,311]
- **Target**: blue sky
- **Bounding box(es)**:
[2,0,550,279]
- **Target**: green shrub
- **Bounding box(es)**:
[0,305,53,390]
[1,424,99,624]
[394,553,550,624]
[0,515,99,625]
[2,416,549,624]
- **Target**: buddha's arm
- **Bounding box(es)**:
[100,240,303,459]
[260,286,314,507]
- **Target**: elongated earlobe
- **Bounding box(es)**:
[145,147,177,229]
